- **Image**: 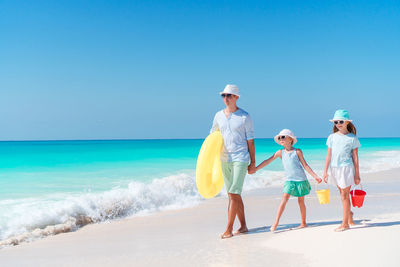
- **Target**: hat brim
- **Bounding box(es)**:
[274,135,297,145]
[329,119,353,122]
[219,91,240,97]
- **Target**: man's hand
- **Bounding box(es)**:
[248,163,256,174]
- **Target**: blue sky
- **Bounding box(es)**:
[0,0,399,140]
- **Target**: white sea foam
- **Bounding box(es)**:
[0,172,202,247]
[1,149,399,247]
[359,150,400,173]
[244,170,286,190]
[0,167,291,247]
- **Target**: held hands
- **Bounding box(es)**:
[315,177,322,184]
[248,163,256,174]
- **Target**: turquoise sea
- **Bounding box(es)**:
[1,138,400,243]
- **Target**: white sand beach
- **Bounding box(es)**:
[1,168,400,267]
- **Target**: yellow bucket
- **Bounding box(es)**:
[316,188,330,204]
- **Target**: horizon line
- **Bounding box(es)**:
[0,136,399,142]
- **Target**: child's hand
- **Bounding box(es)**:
[315,177,322,184]
[354,175,361,185]
[323,173,328,183]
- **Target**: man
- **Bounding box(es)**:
[210,84,256,239]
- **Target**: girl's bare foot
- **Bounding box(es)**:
[270,224,278,233]
[295,224,307,229]
[233,226,248,235]
[220,231,233,239]
[334,225,350,232]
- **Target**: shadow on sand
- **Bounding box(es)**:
[245,219,400,235]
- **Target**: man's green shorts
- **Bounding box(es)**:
[221,162,248,195]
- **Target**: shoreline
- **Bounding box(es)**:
[2,166,399,249]
[1,139,399,248]
[1,168,400,266]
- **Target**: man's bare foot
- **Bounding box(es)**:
[334,225,350,232]
[270,224,278,233]
[233,226,248,235]
[349,211,355,226]
[220,232,233,239]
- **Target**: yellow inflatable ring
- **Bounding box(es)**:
[196,131,224,199]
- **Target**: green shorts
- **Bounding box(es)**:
[283,180,311,197]
[221,161,248,195]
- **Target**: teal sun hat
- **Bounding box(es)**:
[329,109,353,122]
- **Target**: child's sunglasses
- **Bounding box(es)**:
[221,94,232,98]
[334,120,345,125]
[277,136,286,140]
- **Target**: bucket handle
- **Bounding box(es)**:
[315,182,329,191]
[351,184,363,197]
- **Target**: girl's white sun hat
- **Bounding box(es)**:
[219,84,240,97]
[274,129,297,145]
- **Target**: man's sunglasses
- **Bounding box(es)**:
[334,120,345,125]
[278,136,286,140]
[221,94,232,98]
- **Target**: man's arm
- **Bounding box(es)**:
[247,139,255,174]
[243,114,255,174]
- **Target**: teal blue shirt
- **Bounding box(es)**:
[282,149,307,181]
[326,133,361,167]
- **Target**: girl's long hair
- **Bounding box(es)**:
[333,121,357,135]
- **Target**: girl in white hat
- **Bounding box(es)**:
[253,129,322,232]
[323,109,361,232]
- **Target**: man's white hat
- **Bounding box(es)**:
[274,129,297,145]
[220,84,240,97]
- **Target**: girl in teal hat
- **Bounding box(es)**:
[323,109,361,232]
[252,129,322,232]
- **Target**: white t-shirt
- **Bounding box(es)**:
[210,108,254,162]
[326,132,361,167]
